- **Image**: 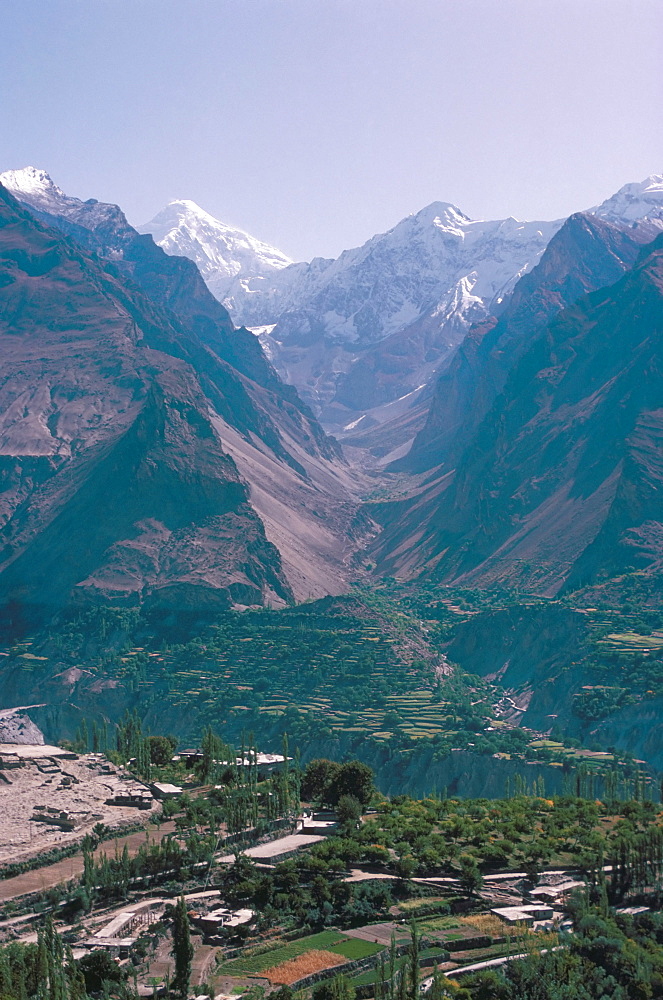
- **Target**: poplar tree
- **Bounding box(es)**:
[171,896,194,1000]
[388,931,397,1000]
[408,921,420,1000]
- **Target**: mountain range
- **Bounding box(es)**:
[139,175,663,449]
[1,165,662,625]
[371,217,663,597]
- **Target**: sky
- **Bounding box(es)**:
[2,0,662,261]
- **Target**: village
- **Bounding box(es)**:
[1,712,658,999]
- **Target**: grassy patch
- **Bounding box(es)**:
[222,932,347,976]
[330,938,384,960]
[418,916,461,932]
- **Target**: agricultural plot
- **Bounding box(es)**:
[599,631,663,652]
[222,930,383,980]
[83,595,492,747]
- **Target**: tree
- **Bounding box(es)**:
[77,950,124,994]
[302,759,341,803]
[328,761,374,807]
[408,921,420,1000]
[271,987,295,1000]
[147,735,177,766]
[198,727,230,783]
[458,855,483,895]
[313,974,356,1000]
[171,896,194,1000]
[336,794,363,829]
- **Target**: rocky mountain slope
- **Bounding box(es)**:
[0,178,365,630]
[370,228,663,596]
[142,175,663,455]
[399,212,648,473]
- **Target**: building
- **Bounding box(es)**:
[176,748,291,781]
[106,786,154,809]
[491,904,554,926]
[150,781,183,800]
[196,907,254,936]
[528,880,585,904]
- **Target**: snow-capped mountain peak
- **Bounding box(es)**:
[413,200,472,230]
[0,165,133,242]
[139,199,295,314]
[143,199,295,272]
[0,166,66,210]
[593,173,663,227]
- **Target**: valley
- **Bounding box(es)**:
[3,1,663,995]
[0,164,662,1000]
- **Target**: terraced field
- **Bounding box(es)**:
[222,930,383,978]
[599,631,663,652]
[86,595,499,746]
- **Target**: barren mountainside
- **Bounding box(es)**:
[371,231,663,596]
[0,182,364,630]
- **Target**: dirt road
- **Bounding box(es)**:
[0,821,176,903]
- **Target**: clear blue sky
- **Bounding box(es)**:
[2,0,661,260]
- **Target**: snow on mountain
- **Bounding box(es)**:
[0,166,65,207]
[243,204,563,419]
[139,193,562,352]
[592,173,663,228]
[13,164,658,428]
[138,200,297,324]
[134,175,663,408]
[286,203,561,346]
[0,165,135,237]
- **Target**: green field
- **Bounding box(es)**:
[221,930,383,976]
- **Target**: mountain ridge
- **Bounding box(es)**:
[0,179,366,623]
[370,229,663,596]
[138,172,663,450]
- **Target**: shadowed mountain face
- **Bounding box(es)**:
[0,167,321,425]
[399,213,647,473]
[371,230,663,596]
[139,176,662,452]
[0,184,362,630]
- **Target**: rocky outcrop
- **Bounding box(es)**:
[0,711,45,745]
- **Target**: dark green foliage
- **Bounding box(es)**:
[313,974,356,1000]
[303,759,374,807]
[336,794,363,828]
[270,986,295,1000]
[458,855,483,894]
[303,759,342,802]
[171,895,193,1000]
[0,920,90,1000]
[328,761,375,807]
[461,901,663,999]
[147,734,177,765]
[573,686,631,721]
[78,949,124,993]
